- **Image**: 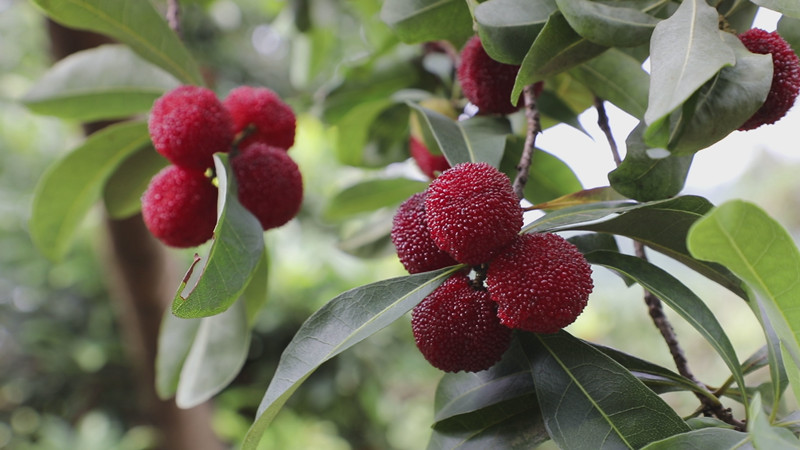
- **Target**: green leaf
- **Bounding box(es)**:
[585,250,748,412]
[555,0,659,47]
[570,48,650,119]
[522,199,637,233]
[751,0,800,18]
[474,0,556,65]
[641,428,750,449]
[499,139,582,204]
[103,144,168,219]
[644,0,735,127]
[748,393,800,449]
[241,267,461,450]
[21,44,180,121]
[777,15,800,56]
[171,154,265,319]
[536,89,589,135]
[325,178,428,221]
[243,248,269,326]
[336,211,397,259]
[333,99,397,167]
[176,298,251,409]
[380,0,474,45]
[155,309,202,399]
[31,0,204,85]
[522,331,689,449]
[512,12,607,104]
[530,186,628,210]
[30,121,151,261]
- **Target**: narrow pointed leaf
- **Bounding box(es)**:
[103,143,168,219]
[751,0,800,18]
[30,121,151,261]
[570,48,650,119]
[530,187,627,211]
[31,0,204,85]
[555,0,659,47]
[641,428,750,449]
[748,393,800,449]
[380,0,473,44]
[241,267,460,450]
[522,199,637,233]
[171,154,265,318]
[474,0,556,64]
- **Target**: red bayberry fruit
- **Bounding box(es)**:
[738,29,800,131]
[425,162,522,266]
[148,85,234,171]
[411,274,512,372]
[486,233,593,334]
[391,191,459,274]
[409,136,451,179]
[457,36,522,115]
[141,165,218,248]
[223,86,296,150]
[232,142,303,230]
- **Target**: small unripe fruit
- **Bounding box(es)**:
[142,165,218,248]
[457,36,522,115]
[148,85,234,171]
[486,233,593,334]
[409,136,450,179]
[223,86,296,150]
[737,29,800,131]
[232,142,303,231]
[411,274,512,373]
[425,162,522,266]
[391,191,458,274]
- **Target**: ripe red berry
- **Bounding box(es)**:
[141,165,218,248]
[148,85,234,171]
[223,86,296,150]
[457,36,522,115]
[425,162,522,266]
[486,233,593,334]
[391,191,459,274]
[231,142,303,231]
[738,29,800,131]
[409,136,451,179]
[411,274,512,373]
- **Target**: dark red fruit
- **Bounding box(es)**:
[232,142,303,230]
[738,29,800,131]
[148,85,234,171]
[425,162,522,266]
[223,86,296,150]
[457,36,522,115]
[486,233,593,334]
[410,136,451,179]
[391,191,459,274]
[411,274,512,372]
[141,165,218,248]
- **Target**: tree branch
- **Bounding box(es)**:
[593,97,622,166]
[512,84,542,200]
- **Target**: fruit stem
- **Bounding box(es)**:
[512,84,542,200]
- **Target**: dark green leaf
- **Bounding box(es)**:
[522,199,637,233]
[724,1,759,34]
[474,0,556,65]
[31,0,204,85]
[103,144,168,219]
[522,331,689,449]
[570,48,650,119]
[30,121,151,261]
[567,233,619,255]
[22,44,180,121]
[641,428,751,449]
[380,0,474,45]
[555,0,659,47]
[751,0,800,18]
[242,267,461,450]
[777,15,800,56]
[499,139,582,205]
[326,177,428,221]
[536,89,589,134]
[171,154,265,319]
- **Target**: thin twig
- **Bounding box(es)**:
[512,84,542,200]
[593,97,622,166]
[167,0,182,38]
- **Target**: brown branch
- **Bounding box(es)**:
[167,0,182,37]
[512,84,542,200]
[593,97,622,166]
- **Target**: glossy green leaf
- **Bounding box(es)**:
[325,178,428,221]
[103,144,168,219]
[380,0,473,45]
[641,428,750,449]
[555,0,659,47]
[536,89,589,134]
[512,13,607,105]
[585,250,748,411]
[30,121,151,261]
[21,44,180,121]
[176,298,251,409]
[644,0,735,127]
[242,267,461,450]
[171,154,265,319]
[31,0,204,85]
[570,48,650,119]
[474,0,556,65]
[748,393,800,449]
[499,139,582,205]
[522,199,637,233]
[777,15,800,55]
[521,331,689,449]
[155,309,202,399]
[751,0,800,18]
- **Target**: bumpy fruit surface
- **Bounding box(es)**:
[223,86,296,149]
[411,274,512,372]
[486,233,593,334]
[457,36,522,115]
[425,162,522,266]
[738,29,800,131]
[232,142,303,230]
[148,85,234,171]
[409,136,451,179]
[391,191,458,274]
[141,165,218,248]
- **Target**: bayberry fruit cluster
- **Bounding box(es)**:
[142,85,302,248]
[392,162,593,372]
